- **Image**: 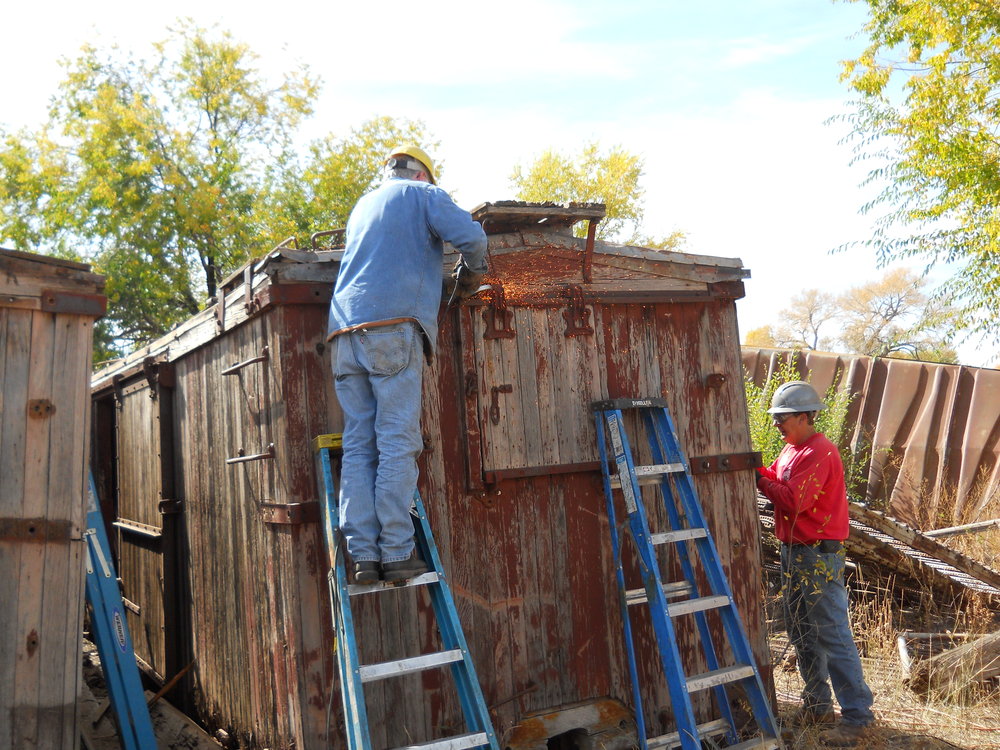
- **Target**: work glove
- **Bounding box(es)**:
[450,259,486,299]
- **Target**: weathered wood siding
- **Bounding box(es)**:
[1,249,104,750]
[171,305,335,748]
[419,294,768,742]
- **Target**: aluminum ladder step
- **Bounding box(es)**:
[392,732,490,750]
[668,594,730,617]
[315,440,499,750]
[609,462,684,488]
[591,405,781,748]
[646,718,730,749]
[650,528,707,545]
[686,664,756,693]
[625,580,692,605]
[348,571,440,596]
[360,648,465,683]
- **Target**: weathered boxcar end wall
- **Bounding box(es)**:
[1,249,105,750]
[416,281,768,742]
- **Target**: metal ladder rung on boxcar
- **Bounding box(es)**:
[314,434,499,750]
[592,398,781,750]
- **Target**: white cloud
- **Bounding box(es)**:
[717,34,823,69]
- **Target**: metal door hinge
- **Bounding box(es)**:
[563,285,593,337]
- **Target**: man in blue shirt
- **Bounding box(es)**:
[327,145,488,584]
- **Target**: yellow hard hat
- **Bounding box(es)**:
[386,144,437,184]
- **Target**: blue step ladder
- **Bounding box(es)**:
[314,434,499,750]
[84,474,158,750]
[591,399,781,750]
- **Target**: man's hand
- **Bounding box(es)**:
[451,260,486,299]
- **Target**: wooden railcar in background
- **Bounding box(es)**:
[1,249,105,750]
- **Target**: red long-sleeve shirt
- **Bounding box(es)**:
[756,432,849,545]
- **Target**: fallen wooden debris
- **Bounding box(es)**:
[908,630,1000,695]
[923,519,1000,539]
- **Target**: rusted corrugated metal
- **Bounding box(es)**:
[90,203,772,749]
[743,348,1000,528]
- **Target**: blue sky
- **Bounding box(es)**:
[3,1,994,366]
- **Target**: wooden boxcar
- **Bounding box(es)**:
[1,248,106,750]
[90,202,771,750]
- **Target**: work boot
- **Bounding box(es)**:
[818,723,874,747]
[382,550,428,582]
[353,561,380,585]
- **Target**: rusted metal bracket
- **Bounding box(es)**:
[221,346,269,376]
[464,371,478,397]
[689,451,762,475]
[39,288,107,317]
[227,443,276,465]
[214,287,226,331]
[259,501,320,526]
[158,499,183,515]
[490,384,513,424]
[311,228,345,249]
[27,399,55,419]
[482,284,515,340]
[705,373,727,389]
[484,461,602,484]
[243,266,258,317]
[0,517,73,542]
[112,373,125,410]
[581,217,600,283]
[141,357,174,397]
[562,285,594,337]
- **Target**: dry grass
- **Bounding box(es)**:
[769,587,1000,750]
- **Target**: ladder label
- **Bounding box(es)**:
[113,608,128,652]
[608,414,638,514]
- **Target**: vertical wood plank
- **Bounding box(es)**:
[13,310,54,749]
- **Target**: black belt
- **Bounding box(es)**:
[785,540,843,553]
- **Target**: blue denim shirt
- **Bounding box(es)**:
[327,178,488,352]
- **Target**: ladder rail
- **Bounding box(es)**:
[314,440,499,750]
[411,495,498,743]
[639,410,738,745]
[592,403,782,750]
[317,447,373,750]
[594,413,650,749]
[84,475,158,750]
[604,411,702,747]
[648,409,781,737]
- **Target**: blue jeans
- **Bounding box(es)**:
[332,322,424,564]
[781,544,875,726]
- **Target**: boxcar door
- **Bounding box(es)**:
[458,298,604,489]
[108,364,182,683]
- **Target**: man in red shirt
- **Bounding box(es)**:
[757,381,875,747]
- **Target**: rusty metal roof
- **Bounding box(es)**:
[470,201,606,234]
